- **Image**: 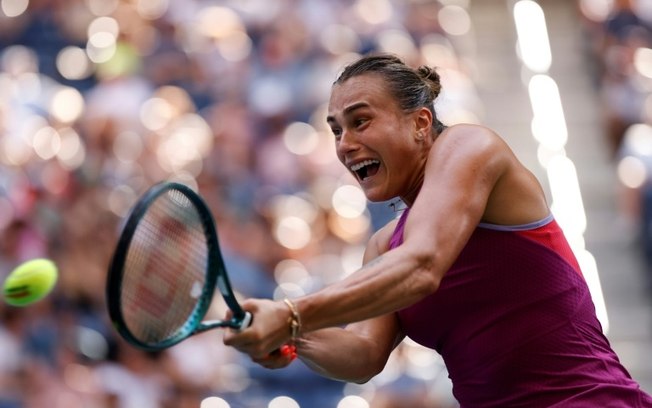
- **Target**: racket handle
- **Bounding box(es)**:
[237,311,253,331]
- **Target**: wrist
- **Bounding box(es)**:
[283,298,302,342]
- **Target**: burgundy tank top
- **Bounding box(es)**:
[391,208,652,407]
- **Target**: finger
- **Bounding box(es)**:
[254,355,294,369]
[252,346,297,368]
[223,332,256,353]
[222,330,238,346]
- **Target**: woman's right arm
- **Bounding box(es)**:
[296,221,404,383]
[295,312,403,383]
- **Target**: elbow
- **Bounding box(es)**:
[420,270,441,297]
[352,376,374,385]
[349,361,386,384]
[411,251,442,297]
[326,363,382,384]
[346,342,393,384]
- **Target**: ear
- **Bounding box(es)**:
[413,107,433,141]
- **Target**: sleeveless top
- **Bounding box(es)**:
[391,208,652,407]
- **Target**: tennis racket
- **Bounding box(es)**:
[106,181,252,351]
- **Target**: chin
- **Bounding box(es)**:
[357,180,394,202]
[362,191,392,203]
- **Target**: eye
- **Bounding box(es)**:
[331,127,342,140]
[354,118,368,128]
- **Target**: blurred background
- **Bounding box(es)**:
[0,0,651,407]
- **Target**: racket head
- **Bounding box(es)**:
[106,182,245,351]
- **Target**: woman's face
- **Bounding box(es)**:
[327,73,431,203]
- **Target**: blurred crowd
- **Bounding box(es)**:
[578,0,652,269]
[0,0,651,407]
[0,0,475,407]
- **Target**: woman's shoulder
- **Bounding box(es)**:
[435,123,510,160]
[440,123,502,143]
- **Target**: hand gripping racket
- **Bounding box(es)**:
[106,182,252,351]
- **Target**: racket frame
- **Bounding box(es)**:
[106,182,251,351]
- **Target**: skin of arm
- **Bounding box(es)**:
[224,124,550,361]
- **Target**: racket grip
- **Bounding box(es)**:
[237,311,253,331]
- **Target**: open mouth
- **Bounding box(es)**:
[350,159,380,181]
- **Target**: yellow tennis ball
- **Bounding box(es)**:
[2,259,58,307]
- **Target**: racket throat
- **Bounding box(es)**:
[197,312,252,332]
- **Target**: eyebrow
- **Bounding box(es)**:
[326,102,370,124]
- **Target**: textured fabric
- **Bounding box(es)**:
[392,208,652,407]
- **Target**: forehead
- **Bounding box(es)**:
[327,74,395,118]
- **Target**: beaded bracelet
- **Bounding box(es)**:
[283,298,302,341]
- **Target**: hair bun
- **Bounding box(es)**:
[417,65,442,98]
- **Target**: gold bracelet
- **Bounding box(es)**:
[283,298,302,341]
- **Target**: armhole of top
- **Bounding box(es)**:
[477,213,554,232]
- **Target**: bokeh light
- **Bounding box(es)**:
[283,122,320,156]
[1,0,27,17]
[439,5,472,37]
[56,46,94,80]
[578,0,613,22]
[618,156,648,189]
[332,185,367,219]
[200,397,231,408]
[268,396,300,408]
[355,0,392,25]
[337,395,370,408]
[513,0,552,73]
[50,87,85,124]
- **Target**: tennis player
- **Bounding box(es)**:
[224,53,652,407]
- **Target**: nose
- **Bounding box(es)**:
[336,129,359,157]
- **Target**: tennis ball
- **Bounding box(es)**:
[2,259,58,307]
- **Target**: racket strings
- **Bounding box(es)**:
[121,190,210,344]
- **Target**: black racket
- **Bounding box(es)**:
[106,181,252,351]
